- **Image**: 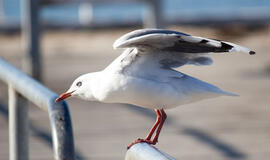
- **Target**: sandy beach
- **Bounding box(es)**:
[0,25,270,160]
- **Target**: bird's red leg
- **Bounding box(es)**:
[145,109,162,140]
[127,109,162,149]
[151,109,167,145]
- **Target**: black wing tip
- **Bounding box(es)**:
[249,51,256,55]
[199,39,208,44]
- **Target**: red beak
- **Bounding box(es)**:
[55,91,75,102]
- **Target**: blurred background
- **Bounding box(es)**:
[0,0,270,160]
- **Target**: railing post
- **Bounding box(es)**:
[0,57,75,160]
[8,85,29,160]
[143,0,163,28]
[0,0,5,22]
[78,2,93,26]
[49,101,75,160]
[21,0,42,81]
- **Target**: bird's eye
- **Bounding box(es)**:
[76,81,82,87]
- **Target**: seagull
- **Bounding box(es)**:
[55,29,255,149]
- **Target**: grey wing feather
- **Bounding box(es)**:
[113,29,189,50]
[113,29,255,69]
[158,52,213,67]
[114,28,255,54]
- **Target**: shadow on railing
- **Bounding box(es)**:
[0,57,75,160]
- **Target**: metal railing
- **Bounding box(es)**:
[0,57,75,160]
[126,143,175,160]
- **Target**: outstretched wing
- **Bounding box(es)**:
[114,28,255,54]
[113,29,255,68]
[106,29,255,82]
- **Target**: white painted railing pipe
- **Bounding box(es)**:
[8,85,29,160]
[0,57,75,160]
[125,143,176,160]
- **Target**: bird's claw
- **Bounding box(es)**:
[127,138,157,149]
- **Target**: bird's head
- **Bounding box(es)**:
[55,73,96,102]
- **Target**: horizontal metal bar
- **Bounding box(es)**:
[0,57,75,160]
[125,143,176,160]
[0,57,53,111]
[42,0,152,5]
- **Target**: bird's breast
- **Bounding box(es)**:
[94,73,181,109]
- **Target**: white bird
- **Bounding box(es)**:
[55,29,255,149]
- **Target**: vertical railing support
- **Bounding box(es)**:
[143,0,163,28]
[21,0,42,81]
[49,101,75,160]
[8,85,29,160]
[78,2,93,26]
[0,0,5,23]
